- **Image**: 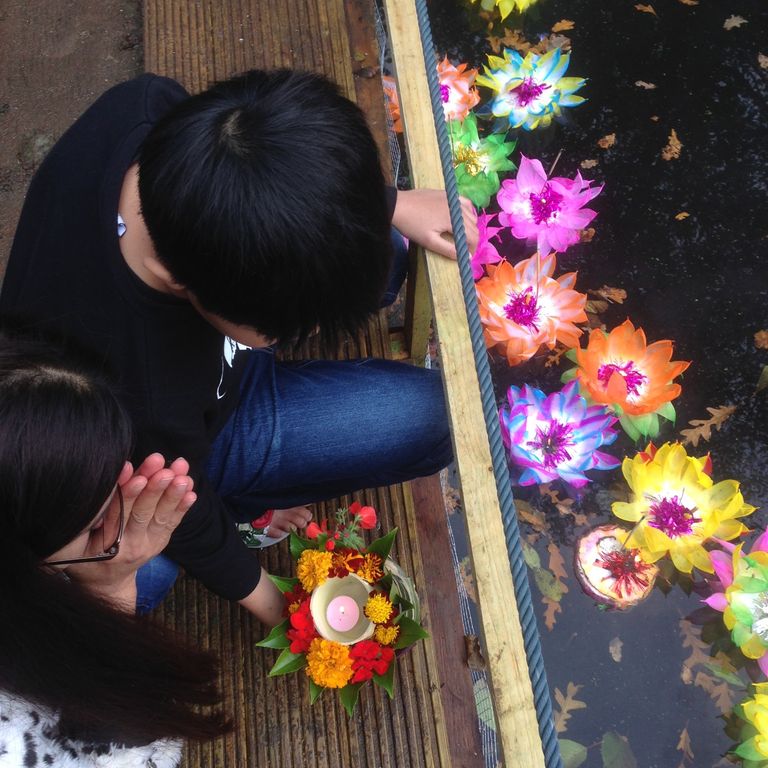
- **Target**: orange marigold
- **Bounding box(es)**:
[296,549,333,592]
[305,638,354,689]
[356,553,384,583]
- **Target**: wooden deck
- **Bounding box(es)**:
[146,1,483,766]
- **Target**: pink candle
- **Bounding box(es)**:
[326,595,360,633]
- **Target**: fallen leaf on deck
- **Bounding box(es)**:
[459,557,478,604]
[755,330,768,349]
[635,80,657,89]
[464,634,486,670]
[675,212,690,220]
[662,128,683,160]
[579,227,596,243]
[552,19,575,32]
[723,15,748,30]
[676,727,694,762]
[554,682,587,733]
[680,405,736,446]
[580,158,598,169]
[635,4,657,16]
[759,53,768,69]
[589,285,627,303]
[597,133,616,149]
[609,636,623,662]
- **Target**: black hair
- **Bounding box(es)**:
[138,69,392,347]
[0,318,229,745]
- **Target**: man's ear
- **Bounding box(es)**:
[142,255,187,295]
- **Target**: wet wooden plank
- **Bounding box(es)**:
[381,1,546,766]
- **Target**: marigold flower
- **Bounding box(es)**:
[562,319,690,440]
[283,585,310,616]
[349,640,395,683]
[497,156,602,256]
[305,638,354,689]
[437,57,480,122]
[365,593,394,624]
[612,443,755,573]
[500,381,619,488]
[286,600,317,654]
[705,533,768,675]
[297,549,333,592]
[476,252,587,365]
[374,624,400,646]
[476,48,585,131]
[356,553,384,583]
[330,548,365,578]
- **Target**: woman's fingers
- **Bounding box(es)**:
[268,506,313,535]
[132,452,166,479]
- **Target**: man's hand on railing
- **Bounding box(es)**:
[392,188,478,259]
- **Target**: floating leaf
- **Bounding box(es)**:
[559,739,588,768]
[678,0,698,5]
[581,158,599,169]
[548,541,569,582]
[473,678,497,731]
[759,53,768,70]
[702,660,744,688]
[545,345,569,368]
[758,365,768,394]
[516,499,550,536]
[552,19,575,32]
[586,299,610,315]
[675,212,690,221]
[609,636,623,662]
[676,725,694,762]
[635,4,657,16]
[601,731,638,768]
[680,405,736,446]
[523,540,542,569]
[554,682,587,734]
[723,15,748,30]
[543,596,561,630]
[662,128,683,160]
[694,670,735,714]
[754,330,768,349]
[534,564,566,602]
[597,133,616,149]
[579,227,596,243]
[635,80,657,89]
[589,285,627,304]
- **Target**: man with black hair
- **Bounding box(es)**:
[2,70,477,625]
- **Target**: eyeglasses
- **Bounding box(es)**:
[45,487,125,566]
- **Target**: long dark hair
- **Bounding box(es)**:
[0,319,230,745]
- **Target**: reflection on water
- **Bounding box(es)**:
[427,0,767,764]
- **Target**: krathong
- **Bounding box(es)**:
[448,113,516,208]
[471,212,503,280]
[437,57,480,122]
[497,155,602,255]
[256,504,427,715]
[705,532,768,676]
[472,0,540,19]
[475,48,586,131]
[733,683,768,765]
[562,319,690,440]
[476,252,588,365]
[499,381,620,487]
[611,442,755,574]
[575,525,658,609]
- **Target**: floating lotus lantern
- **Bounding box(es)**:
[499,381,620,487]
[562,319,690,440]
[733,683,768,765]
[497,156,602,256]
[575,525,658,609]
[471,0,540,19]
[437,57,480,122]
[448,113,517,209]
[476,252,587,365]
[470,212,503,280]
[476,48,586,131]
[611,442,755,574]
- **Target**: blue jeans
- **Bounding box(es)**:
[135,228,449,610]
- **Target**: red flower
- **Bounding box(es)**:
[285,600,317,654]
[349,640,395,683]
[325,539,336,551]
[349,502,377,530]
[306,521,322,539]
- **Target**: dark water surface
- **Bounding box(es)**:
[427,0,768,765]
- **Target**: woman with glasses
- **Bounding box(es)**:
[0,320,229,767]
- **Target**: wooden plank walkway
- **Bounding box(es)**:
[145,1,483,766]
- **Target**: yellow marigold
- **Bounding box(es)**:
[356,553,384,583]
[305,638,353,689]
[296,549,333,592]
[365,593,394,624]
[374,624,400,646]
